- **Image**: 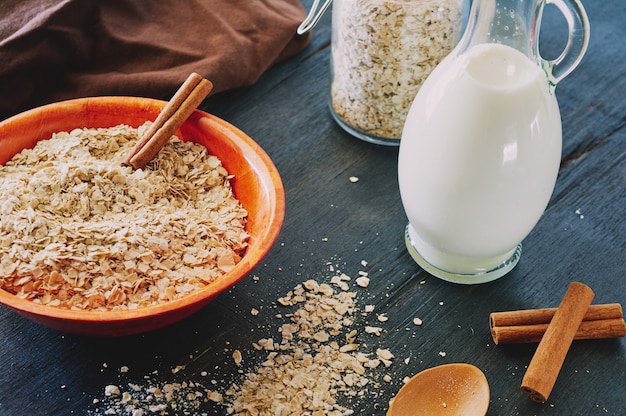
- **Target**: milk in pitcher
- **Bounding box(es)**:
[398,43,562,281]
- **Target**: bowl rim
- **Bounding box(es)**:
[0,96,285,325]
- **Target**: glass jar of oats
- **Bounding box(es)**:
[328,0,464,145]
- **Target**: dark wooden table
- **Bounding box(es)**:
[1,1,624,415]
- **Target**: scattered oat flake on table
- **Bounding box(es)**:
[356,276,370,287]
[413,317,423,326]
[232,350,243,366]
[104,385,120,397]
[331,274,351,291]
[349,176,359,183]
[220,271,401,415]
[313,330,331,342]
[220,278,383,414]
[365,326,383,336]
[207,390,223,403]
[171,365,185,374]
[376,349,395,367]
[92,378,209,415]
[90,264,400,415]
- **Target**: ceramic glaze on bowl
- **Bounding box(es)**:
[0,97,285,336]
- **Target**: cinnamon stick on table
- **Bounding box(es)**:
[490,303,626,344]
[521,282,595,403]
[123,72,213,169]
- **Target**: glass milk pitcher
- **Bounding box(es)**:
[398,0,590,284]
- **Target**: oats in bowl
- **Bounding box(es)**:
[0,123,248,311]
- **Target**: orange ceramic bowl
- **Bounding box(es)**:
[0,97,285,336]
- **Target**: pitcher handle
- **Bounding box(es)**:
[542,0,590,87]
[297,0,333,35]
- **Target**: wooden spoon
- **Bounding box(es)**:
[387,363,490,416]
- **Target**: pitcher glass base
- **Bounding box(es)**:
[404,223,521,284]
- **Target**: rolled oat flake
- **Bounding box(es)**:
[300,0,464,145]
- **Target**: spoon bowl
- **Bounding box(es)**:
[387,363,489,416]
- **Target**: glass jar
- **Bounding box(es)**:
[328,0,464,145]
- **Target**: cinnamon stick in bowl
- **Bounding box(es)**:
[123,72,213,169]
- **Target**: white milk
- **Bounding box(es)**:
[398,43,562,276]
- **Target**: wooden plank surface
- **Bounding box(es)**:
[0,1,624,415]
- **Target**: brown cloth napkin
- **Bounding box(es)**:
[0,0,311,120]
